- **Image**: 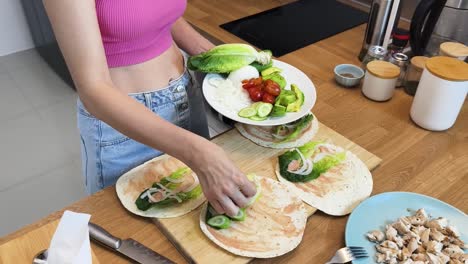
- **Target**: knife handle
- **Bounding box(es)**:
[88,222,122,250]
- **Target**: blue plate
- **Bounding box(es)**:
[345,192,468,264]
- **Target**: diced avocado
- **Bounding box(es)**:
[263,73,287,89]
[286,84,305,112]
[270,105,287,117]
[261,66,282,77]
[275,90,296,107]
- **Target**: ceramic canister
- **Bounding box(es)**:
[410,56,468,131]
[362,60,400,101]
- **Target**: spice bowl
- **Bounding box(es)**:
[334,64,365,87]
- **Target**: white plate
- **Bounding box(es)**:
[202,59,317,126]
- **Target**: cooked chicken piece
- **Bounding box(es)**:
[430,228,446,242]
[415,208,428,220]
[401,259,414,264]
[412,253,427,261]
[400,216,412,226]
[451,237,467,249]
[413,261,425,264]
[376,245,399,260]
[426,252,446,264]
[409,215,427,225]
[448,259,463,264]
[388,258,398,264]
[421,228,431,243]
[394,219,412,234]
[412,225,427,234]
[425,240,443,253]
[445,225,460,238]
[375,253,387,263]
[415,245,426,254]
[436,252,450,264]
[443,245,464,257]
[408,237,419,254]
[367,230,385,243]
[399,247,412,261]
[386,225,398,239]
[381,240,400,250]
[425,217,448,231]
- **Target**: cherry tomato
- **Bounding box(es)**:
[262,93,276,104]
[264,80,281,96]
[248,87,264,102]
[242,77,263,89]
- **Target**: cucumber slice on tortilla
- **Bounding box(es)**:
[207,215,231,229]
[230,208,246,221]
[238,107,256,118]
[256,103,273,117]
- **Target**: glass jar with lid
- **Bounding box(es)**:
[403,56,428,96]
[439,42,468,61]
[362,45,387,70]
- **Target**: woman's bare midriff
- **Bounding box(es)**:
[108,43,185,94]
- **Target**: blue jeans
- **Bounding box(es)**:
[77,70,203,194]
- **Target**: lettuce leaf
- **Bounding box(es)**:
[278,148,346,182]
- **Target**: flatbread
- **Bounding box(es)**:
[235,113,319,149]
[276,143,373,216]
[199,176,308,258]
[116,155,205,218]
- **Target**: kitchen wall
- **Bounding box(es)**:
[0,0,34,56]
[350,0,421,21]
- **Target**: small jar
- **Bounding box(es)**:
[410,56,468,131]
[362,45,387,70]
[362,60,400,101]
[388,53,409,87]
[403,56,428,96]
[439,42,468,61]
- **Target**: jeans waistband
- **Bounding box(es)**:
[78,70,191,118]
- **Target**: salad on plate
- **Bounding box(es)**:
[188,43,310,123]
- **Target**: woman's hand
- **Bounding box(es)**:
[188,141,256,217]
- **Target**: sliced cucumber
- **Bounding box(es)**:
[251,102,263,111]
[249,115,268,121]
[257,103,273,118]
[230,208,246,221]
[207,215,231,229]
[238,107,256,118]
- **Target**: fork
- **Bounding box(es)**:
[325,246,369,264]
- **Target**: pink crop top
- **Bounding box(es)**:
[95,0,187,68]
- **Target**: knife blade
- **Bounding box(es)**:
[88,222,174,264]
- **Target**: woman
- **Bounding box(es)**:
[43,0,255,216]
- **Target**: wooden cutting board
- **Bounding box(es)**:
[153,122,381,264]
[0,220,100,264]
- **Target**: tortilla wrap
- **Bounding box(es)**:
[276,143,373,216]
[199,176,308,258]
[116,155,205,218]
[235,113,319,149]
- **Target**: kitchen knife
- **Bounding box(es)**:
[88,222,174,264]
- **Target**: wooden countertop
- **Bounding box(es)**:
[1,1,467,263]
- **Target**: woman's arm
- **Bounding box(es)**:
[43,0,254,216]
[171,17,215,55]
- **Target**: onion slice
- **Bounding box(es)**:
[165,176,185,183]
[287,148,311,175]
[183,173,200,192]
[272,133,287,140]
